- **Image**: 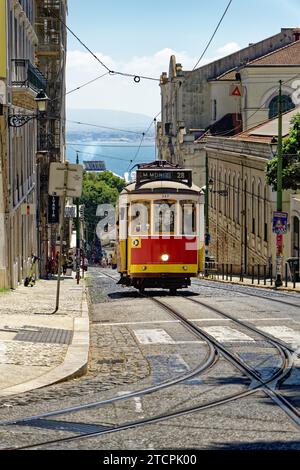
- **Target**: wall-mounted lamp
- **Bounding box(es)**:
[8,89,49,127]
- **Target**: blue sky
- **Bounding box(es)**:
[66,0,300,116]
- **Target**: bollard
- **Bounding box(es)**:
[226,264,228,281]
[252,265,254,284]
[264,265,267,285]
[257,265,260,285]
[270,263,273,286]
[285,263,288,287]
[230,264,233,281]
[222,264,224,280]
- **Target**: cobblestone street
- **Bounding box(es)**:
[0,268,300,451]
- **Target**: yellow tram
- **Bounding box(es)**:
[116,161,205,293]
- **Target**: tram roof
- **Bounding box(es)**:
[121,180,203,194]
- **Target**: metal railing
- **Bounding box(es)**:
[11,59,47,92]
[202,261,299,289]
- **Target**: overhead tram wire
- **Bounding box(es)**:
[126,111,162,173]
[68,147,139,164]
[65,72,110,97]
[49,8,159,83]
[66,142,154,148]
[66,120,144,135]
[192,0,233,71]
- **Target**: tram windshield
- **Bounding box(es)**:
[154,200,176,235]
[180,200,197,235]
[129,201,150,235]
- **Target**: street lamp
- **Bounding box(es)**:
[8,89,49,127]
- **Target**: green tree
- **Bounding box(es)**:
[266,113,300,191]
[79,171,126,248]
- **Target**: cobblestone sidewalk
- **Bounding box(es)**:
[0,276,89,396]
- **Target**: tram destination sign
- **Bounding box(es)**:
[136,169,192,187]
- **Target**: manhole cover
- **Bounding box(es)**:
[14,327,73,345]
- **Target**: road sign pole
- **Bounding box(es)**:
[53,162,68,314]
[76,152,80,285]
[275,80,283,288]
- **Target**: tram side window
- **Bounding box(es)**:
[129,201,150,235]
[181,201,196,235]
[154,200,176,235]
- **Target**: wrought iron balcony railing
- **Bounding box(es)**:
[11,59,47,92]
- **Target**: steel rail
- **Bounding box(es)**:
[0,271,218,427]
[192,279,300,308]
[186,295,300,357]
[2,292,295,450]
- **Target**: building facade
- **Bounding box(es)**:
[205,107,300,275]
[158,28,300,189]
[0,0,67,289]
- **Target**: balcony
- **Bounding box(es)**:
[11,59,47,92]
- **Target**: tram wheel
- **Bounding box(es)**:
[169,288,177,295]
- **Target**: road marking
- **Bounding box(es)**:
[133,397,143,414]
[133,329,203,345]
[133,329,175,344]
[246,318,291,322]
[259,326,300,347]
[201,326,255,343]
[99,318,292,327]
[100,321,180,326]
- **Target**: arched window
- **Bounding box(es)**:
[252,180,255,234]
[269,95,295,119]
[257,181,261,237]
[292,217,299,258]
[264,186,268,242]
[213,167,217,209]
[228,172,231,220]
[219,169,222,214]
[232,175,236,222]
[224,172,227,216]
[237,177,240,225]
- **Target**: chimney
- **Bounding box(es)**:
[293,28,300,41]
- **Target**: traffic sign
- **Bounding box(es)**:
[230,85,242,97]
[272,211,288,234]
[48,163,83,197]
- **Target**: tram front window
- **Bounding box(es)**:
[129,201,150,235]
[154,200,176,235]
[181,201,196,235]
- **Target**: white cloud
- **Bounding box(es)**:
[66,42,241,116]
[216,42,240,56]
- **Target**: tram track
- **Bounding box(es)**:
[192,278,300,309]
[1,271,299,449]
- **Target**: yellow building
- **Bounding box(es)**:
[0,1,67,289]
[205,107,300,277]
[0,0,8,288]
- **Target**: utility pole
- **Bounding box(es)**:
[204,154,210,276]
[275,80,283,288]
[76,151,80,285]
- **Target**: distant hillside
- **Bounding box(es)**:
[67,108,154,131]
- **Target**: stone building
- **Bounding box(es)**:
[158,28,300,189]
[205,107,300,275]
[0,0,67,288]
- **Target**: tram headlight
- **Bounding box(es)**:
[161,254,169,262]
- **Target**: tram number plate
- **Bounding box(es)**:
[161,194,170,199]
